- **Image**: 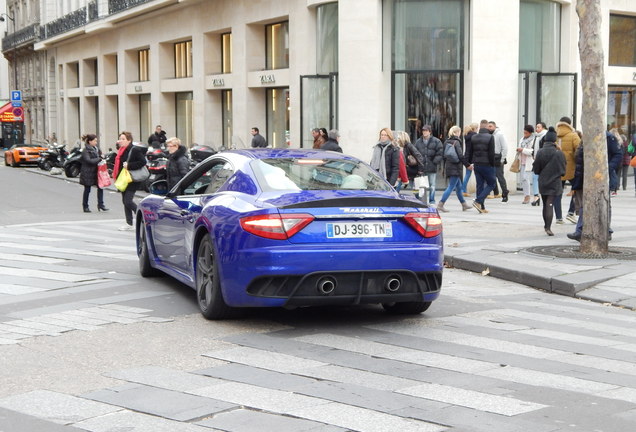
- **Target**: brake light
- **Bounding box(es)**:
[403,212,442,238]
[240,213,314,240]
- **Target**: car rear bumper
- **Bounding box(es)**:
[219,243,443,307]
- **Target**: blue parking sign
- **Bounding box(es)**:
[11,90,21,101]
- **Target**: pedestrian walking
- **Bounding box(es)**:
[113,132,148,231]
[516,125,536,204]
[532,127,565,236]
[79,133,108,213]
[461,123,478,197]
[311,128,326,149]
[467,120,497,213]
[165,137,190,189]
[370,128,400,187]
[413,124,443,204]
[487,121,509,202]
[556,116,581,224]
[321,129,343,152]
[250,127,267,148]
[530,122,547,206]
[436,126,473,213]
[395,130,423,192]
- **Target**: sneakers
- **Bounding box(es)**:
[472,201,488,214]
[555,219,565,225]
[611,191,617,196]
[118,224,134,231]
[462,192,471,197]
[567,232,581,241]
[566,213,577,224]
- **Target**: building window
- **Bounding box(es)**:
[519,0,560,72]
[176,92,193,146]
[392,0,464,71]
[139,94,151,141]
[221,33,232,73]
[222,90,233,148]
[266,88,290,148]
[317,3,338,73]
[138,49,149,81]
[609,15,636,66]
[175,41,193,78]
[266,22,289,70]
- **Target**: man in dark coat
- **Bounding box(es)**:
[250,127,267,148]
[147,125,167,149]
[414,124,443,204]
[532,127,566,236]
[320,129,343,152]
[467,120,496,213]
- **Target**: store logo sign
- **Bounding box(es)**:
[212,78,225,87]
[260,74,275,84]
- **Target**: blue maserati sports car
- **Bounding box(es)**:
[136,149,443,319]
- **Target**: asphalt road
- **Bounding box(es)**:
[2,162,636,431]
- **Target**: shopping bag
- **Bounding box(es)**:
[509,154,521,173]
[630,156,636,168]
[97,161,112,188]
[414,176,429,189]
[115,168,132,192]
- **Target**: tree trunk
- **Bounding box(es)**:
[576,0,609,255]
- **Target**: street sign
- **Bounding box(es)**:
[12,107,23,118]
[11,90,21,102]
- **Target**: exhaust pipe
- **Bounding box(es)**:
[384,275,402,292]
[316,276,337,295]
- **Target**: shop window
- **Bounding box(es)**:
[519,0,560,73]
[609,15,636,66]
[138,49,149,81]
[317,3,338,74]
[222,90,233,147]
[266,22,289,70]
[176,92,193,146]
[221,33,232,73]
[266,88,290,148]
[175,41,193,78]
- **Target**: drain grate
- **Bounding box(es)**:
[523,245,636,260]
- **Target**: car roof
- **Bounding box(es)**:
[222,148,359,162]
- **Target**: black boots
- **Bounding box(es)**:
[83,206,91,213]
[98,205,109,212]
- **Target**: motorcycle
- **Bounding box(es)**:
[104,147,117,176]
[63,144,83,178]
[144,156,168,191]
[189,144,216,168]
[38,143,69,171]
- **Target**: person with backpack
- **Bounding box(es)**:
[436,126,473,212]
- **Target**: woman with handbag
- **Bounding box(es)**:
[113,131,148,231]
[79,134,109,213]
[516,125,536,204]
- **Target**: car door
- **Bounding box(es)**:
[153,158,234,273]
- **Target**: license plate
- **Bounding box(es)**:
[326,222,393,238]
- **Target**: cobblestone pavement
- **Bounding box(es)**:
[1,219,636,430]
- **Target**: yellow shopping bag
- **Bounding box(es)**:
[115,167,133,192]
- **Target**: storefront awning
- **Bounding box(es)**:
[0,102,23,122]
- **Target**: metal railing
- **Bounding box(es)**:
[109,0,154,15]
[1,23,41,51]
[45,7,87,39]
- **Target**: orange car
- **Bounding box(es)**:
[4,143,48,167]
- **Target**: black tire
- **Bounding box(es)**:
[41,160,52,171]
[65,162,80,178]
[4,157,8,166]
[195,235,233,320]
[138,223,160,277]
[10,156,18,167]
[382,301,431,315]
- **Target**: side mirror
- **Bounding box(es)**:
[149,179,169,196]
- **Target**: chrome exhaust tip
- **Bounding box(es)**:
[316,276,337,295]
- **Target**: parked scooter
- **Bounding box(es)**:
[38,143,69,171]
[144,156,168,191]
[189,144,216,168]
[63,144,83,178]
[104,147,117,176]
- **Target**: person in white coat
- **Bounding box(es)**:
[516,125,536,204]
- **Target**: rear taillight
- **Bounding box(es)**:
[403,212,442,238]
[240,213,314,240]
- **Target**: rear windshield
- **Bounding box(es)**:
[251,158,392,192]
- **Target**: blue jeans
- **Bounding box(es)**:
[574,205,613,235]
[474,165,497,204]
[440,176,465,203]
[426,172,437,203]
[462,169,472,193]
[532,173,539,196]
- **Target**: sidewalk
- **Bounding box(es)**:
[437,189,636,309]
